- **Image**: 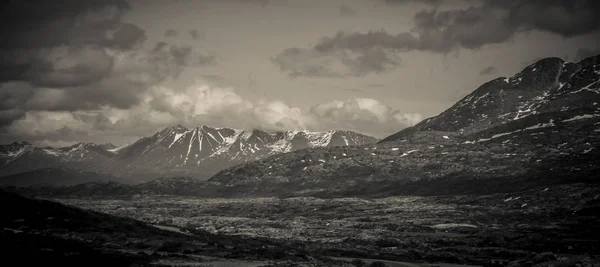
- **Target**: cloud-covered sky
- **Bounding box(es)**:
[1,0,599,146]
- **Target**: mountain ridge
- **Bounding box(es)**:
[201,53,600,197]
[0,126,378,184]
[380,55,599,143]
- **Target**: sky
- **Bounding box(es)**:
[1,0,599,147]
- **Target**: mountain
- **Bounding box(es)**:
[203,54,600,197]
[0,127,377,185]
[94,125,377,180]
[0,142,117,177]
[380,56,600,142]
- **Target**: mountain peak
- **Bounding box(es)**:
[9,141,32,146]
[380,53,600,143]
[163,124,189,133]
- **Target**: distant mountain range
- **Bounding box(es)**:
[0,127,377,185]
[4,54,600,196]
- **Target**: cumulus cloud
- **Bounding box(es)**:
[478,66,497,75]
[0,0,216,131]
[309,98,422,136]
[1,80,420,145]
[273,0,600,77]
[189,29,203,40]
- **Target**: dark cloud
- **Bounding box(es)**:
[0,0,144,50]
[274,0,600,77]
[28,46,115,88]
[503,0,600,37]
[384,0,442,6]
[152,42,217,71]
[189,29,203,39]
[164,29,178,37]
[111,23,147,50]
[478,66,497,75]
[340,5,356,17]
[0,0,212,130]
[574,47,600,62]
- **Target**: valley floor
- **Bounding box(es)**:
[52,183,600,266]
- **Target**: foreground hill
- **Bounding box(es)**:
[1,189,363,266]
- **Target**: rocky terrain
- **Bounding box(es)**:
[3,54,600,267]
[0,127,376,185]
[99,125,376,180]
[10,55,600,198]
[46,183,600,267]
[2,189,392,267]
[0,142,117,177]
[203,55,600,197]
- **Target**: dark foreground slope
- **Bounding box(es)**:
[0,190,349,266]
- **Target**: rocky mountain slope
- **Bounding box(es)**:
[0,142,117,177]
[203,54,600,197]
[381,55,600,141]
[0,127,377,184]
[98,125,376,179]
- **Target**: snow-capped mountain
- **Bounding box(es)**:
[0,126,377,184]
[380,55,600,142]
[204,54,600,197]
[0,142,117,177]
[98,125,377,179]
[0,142,35,165]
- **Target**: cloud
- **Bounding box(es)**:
[0,0,145,50]
[164,29,178,37]
[574,47,600,62]
[384,0,442,6]
[0,0,217,130]
[1,81,420,145]
[273,0,600,77]
[189,29,203,40]
[502,0,600,38]
[310,98,422,136]
[478,66,497,75]
[272,38,404,78]
[340,5,356,17]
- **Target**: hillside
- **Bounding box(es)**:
[203,54,600,197]
[381,55,600,142]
